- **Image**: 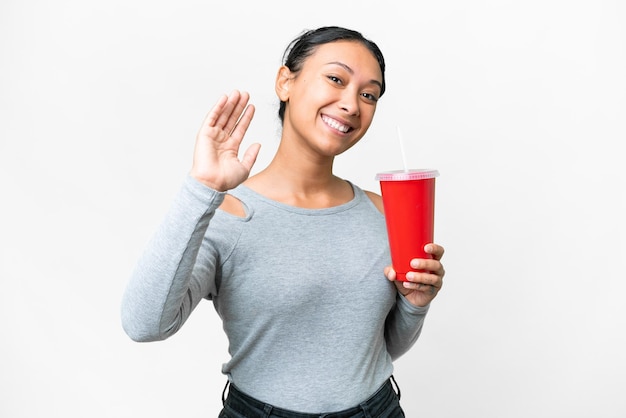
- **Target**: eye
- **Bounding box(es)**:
[327,75,343,85]
[361,92,379,102]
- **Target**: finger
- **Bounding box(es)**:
[211,90,243,131]
[410,258,443,274]
[230,103,255,141]
[424,243,445,260]
[403,281,439,296]
[405,271,442,288]
[223,91,251,135]
[202,94,229,128]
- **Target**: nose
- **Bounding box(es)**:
[339,90,360,117]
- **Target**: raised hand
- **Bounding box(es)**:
[190,90,261,191]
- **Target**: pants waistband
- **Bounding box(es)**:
[222,376,401,418]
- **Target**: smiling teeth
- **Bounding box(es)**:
[322,115,350,133]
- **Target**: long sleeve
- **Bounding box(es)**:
[120,176,226,342]
[384,295,430,360]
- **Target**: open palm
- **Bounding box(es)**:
[190,90,261,191]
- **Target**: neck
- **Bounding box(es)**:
[245,138,352,208]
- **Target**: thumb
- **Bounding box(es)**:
[384,265,396,282]
[241,143,261,173]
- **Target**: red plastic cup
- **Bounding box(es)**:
[375,169,439,281]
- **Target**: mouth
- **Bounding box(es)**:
[321,115,353,133]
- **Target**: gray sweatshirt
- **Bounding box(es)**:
[121,175,429,413]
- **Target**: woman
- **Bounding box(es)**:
[121,26,445,417]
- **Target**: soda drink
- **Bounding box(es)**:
[375,169,439,281]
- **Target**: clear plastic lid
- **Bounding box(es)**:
[375,169,439,181]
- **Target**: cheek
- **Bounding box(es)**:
[360,107,377,129]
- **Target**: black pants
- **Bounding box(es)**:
[219,377,405,418]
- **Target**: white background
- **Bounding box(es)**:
[1,1,625,417]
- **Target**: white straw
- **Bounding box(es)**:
[396,125,409,172]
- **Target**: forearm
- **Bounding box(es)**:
[120,176,225,342]
[384,294,430,360]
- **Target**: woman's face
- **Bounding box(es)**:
[278,40,383,158]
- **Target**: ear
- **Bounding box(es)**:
[275,66,292,101]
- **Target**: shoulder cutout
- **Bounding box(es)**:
[218,194,247,217]
[364,190,384,214]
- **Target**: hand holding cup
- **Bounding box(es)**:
[384,243,445,307]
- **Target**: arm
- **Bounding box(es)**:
[121,90,260,341]
[120,177,225,342]
[384,294,430,360]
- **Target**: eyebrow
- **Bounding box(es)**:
[326,61,383,91]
